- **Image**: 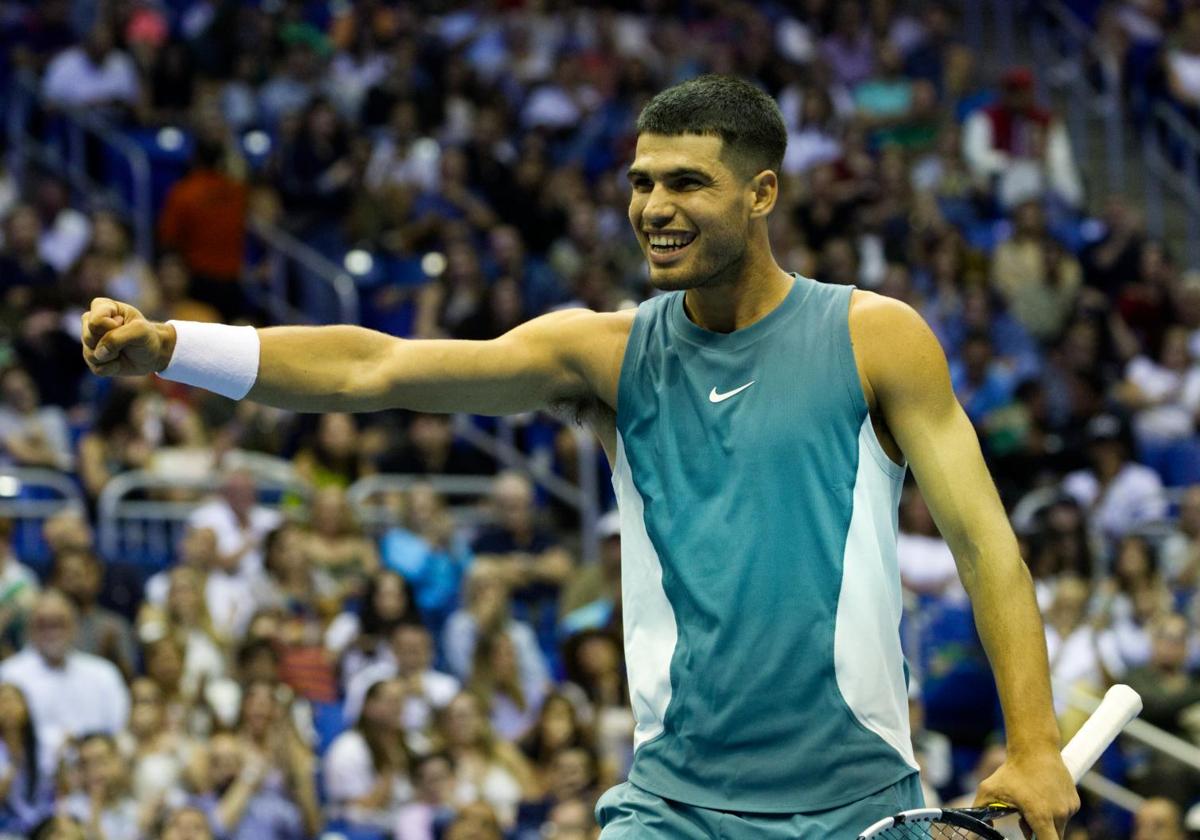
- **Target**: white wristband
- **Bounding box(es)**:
[156,320,261,400]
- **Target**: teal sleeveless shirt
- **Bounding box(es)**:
[612,273,918,812]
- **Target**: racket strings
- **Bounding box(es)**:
[869,822,993,839]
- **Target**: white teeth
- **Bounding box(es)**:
[649,234,693,248]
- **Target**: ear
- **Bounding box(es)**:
[748,170,779,219]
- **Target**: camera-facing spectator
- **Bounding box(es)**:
[51,548,136,679]
[186,469,283,579]
[1133,796,1186,840]
[58,733,141,840]
[0,365,72,472]
[188,731,305,840]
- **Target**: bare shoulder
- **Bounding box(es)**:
[848,289,949,402]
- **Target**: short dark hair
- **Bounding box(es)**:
[636,74,787,177]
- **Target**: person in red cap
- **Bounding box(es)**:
[963,66,1083,209]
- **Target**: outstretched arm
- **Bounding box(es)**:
[81,299,602,415]
[852,292,1078,840]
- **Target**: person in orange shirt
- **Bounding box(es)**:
[157,138,248,321]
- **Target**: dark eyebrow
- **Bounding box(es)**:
[625,167,713,183]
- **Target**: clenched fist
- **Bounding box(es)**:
[81,298,177,377]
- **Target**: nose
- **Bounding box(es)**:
[643,183,675,227]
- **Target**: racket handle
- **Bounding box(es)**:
[1060,684,1143,783]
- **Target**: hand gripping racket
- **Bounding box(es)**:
[856,684,1143,839]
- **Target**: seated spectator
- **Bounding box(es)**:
[189,732,305,840]
[561,630,634,782]
[962,67,1082,209]
[1133,797,1185,840]
[0,365,72,471]
[31,175,90,277]
[137,566,229,698]
[58,733,141,840]
[326,569,420,686]
[949,331,1016,426]
[394,751,458,840]
[896,484,966,603]
[52,548,137,679]
[380,483,474,632]
[89,211,159,317]
[558,511,621,636]
[29,814,87,840]
[1125,613,1200,806]
[1061,414,1168,545]
[471,471,574,650]
[323,677,415,830]
[186,469,283,579]
[343,621,460,740]
[442,566,550,696]
[374,413,494,476]
[292,413,374,490]
[1166,7,1200,115]
[0,683,50,834]
[1116,324,1200,451]
[145,526,257,642]
[1161,484,1200,589]
[77,386,176,504]
[41,21,139,115]
[853,43,937,150]
[0,591,129,780]
[443,801,504,840]
[156,139,248,322]
[1043,575,1124,718]
[0,205,56,327]
[468,629,549,742]
[435,692,537,830]
[518,693,600,791]
[0,518,39,655]
[232,681,319,836]
[513,746,600,840]
[254,524,340,628]
[122,677,197,806]
[301,486,379,601]
[158,805,215,840]
[991,201,1083,343]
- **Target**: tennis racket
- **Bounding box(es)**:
[855,683,1143,839]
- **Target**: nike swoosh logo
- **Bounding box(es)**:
[709,381,756,403]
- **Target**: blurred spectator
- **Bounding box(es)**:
[155,252,220,324]
[468,629,550,741]
[59,733,141,840]
[435,692,537,830]
[76,386,162,503]
[1115,325,1200,451]
[1161,485,1200,589]
[0,683,49,834]
[1125,613,1200,805]
[962,67,1082,209]
[1044,575,1124,718]
[186,469,283,579]
[822,2,875,88]
[853,43,937,150]
[471,471,574,648]
[89,210,160,317]
[991,201,1083,343]
[189,731,305,840]
[156,139,249,321]
[122,677,196,805]
[301,486,379,601]
[394,750,457,840]
[559,511,622,635]
[1133,796,1185,840]
[376,413,494,476]
[31,176,90,276]
[0,590,129,784]
[293,413,374,490]
[560,630,633,784]
[254,524,339,629]
[1061,414,1168,544]
[325,569,420,685]
[443,566,550,695]
[137,566,228,698]
[0,518,38,656]
[1166,7,1200,114]
[41,21,139,114]
[343,621,460,737]
[29,814,87,840]
[444,801,504,840]
[323,677,415,831]
[145,526,257,642]
[0,365,72,471]
[512,746,599,840]
[158,805,214,840]
[949,331,1016,426]
[0,205,56,326]
[51,548,136,679]
[897,484,965,603]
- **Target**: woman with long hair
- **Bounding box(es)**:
[0,683,48,835]
[302,486,380,601]
[326,569,420,686]
[138,566,229,698]
[323,677,415,830]
[467,629,548,742]
[517,692,602,790]
[435,691,538,830]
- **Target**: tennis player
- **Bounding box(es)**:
[82,75,1078,839]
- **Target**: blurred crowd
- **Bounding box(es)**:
[2,0,1200,838]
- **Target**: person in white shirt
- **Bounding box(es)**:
[0,590,129,781]
[145,525,257,641]
[186,469,282,579]
[1061,414,1168,546]
[342,622,459,738]
[41,22,140,112]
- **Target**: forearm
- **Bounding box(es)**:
[248,325,400,412]
[964,546,1062,755]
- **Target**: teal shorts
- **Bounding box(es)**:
[595,773,924,840]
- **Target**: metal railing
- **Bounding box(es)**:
[346,473,497,535]
[1143,103,1200,269]
[0,468,86,567]
[247,217,360,325]
[6,70,153,261]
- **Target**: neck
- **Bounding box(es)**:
[681,254,792,334]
